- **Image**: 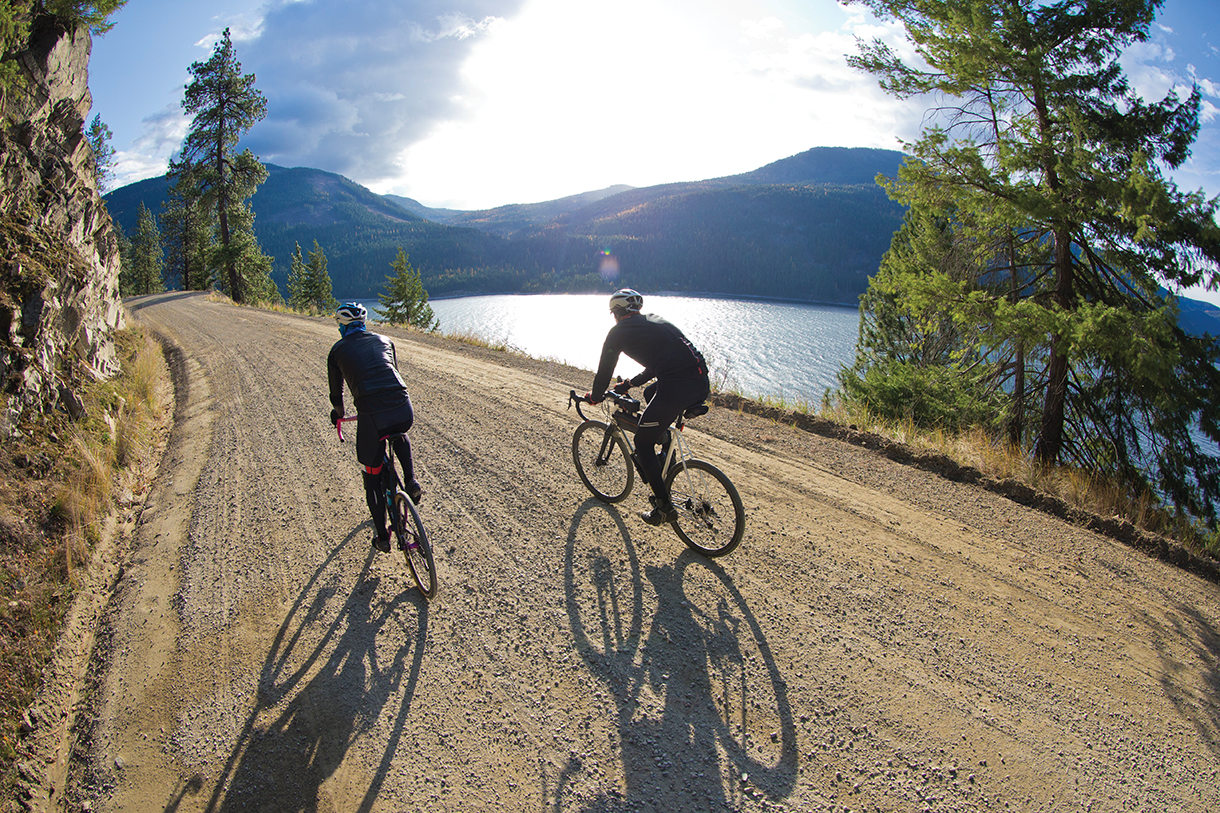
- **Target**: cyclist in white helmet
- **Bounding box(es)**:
[587,288,709,525]
[328,302,422,553]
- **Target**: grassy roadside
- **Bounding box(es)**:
[0,323,171,809]
[709,389,1220,570]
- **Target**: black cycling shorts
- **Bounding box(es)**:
[355,398,414,472]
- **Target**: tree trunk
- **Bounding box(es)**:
[215,123,241,302]
[1035,228,1074,464]
[1006,233,1024,447]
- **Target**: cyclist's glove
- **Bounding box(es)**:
[330,408,342,427]
[584,391,602,405]
[612,379,632,395]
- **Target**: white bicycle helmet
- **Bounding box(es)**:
[335,302,367,325]
[609,288,643,314]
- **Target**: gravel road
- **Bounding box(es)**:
[49,291,1220,812]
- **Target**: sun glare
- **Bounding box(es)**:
[395,0,910,209]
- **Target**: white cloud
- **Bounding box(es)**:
[110,105,191,189]
[392,1,921,208]
[236,0,523,186]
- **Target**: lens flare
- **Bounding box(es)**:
[599,252,619,282]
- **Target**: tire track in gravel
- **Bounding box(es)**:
[60,291,1220,813]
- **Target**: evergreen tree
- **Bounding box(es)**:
[161,161,213,291]
[178,27,269,303]
[304,240,338,314]
[125,201,165,295]
[842,0,1220,522]
[286,240,337,313]
[85,114,115,192]
[286,242,309,310]
[379,248,437,331]
[214,198,280,304]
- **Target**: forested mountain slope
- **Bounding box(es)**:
[105,147,908,302]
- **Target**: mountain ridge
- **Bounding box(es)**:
[104,146,912,304]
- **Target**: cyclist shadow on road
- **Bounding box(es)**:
[203,523,429,813]
[560,499,798,811]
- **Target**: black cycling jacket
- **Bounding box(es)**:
[328,330,410,416]
[591,312,707,397]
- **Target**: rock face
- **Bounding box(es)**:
[0,18,124,433]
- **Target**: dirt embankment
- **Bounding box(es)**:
[26,291,1220,812]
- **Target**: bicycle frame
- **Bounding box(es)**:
[570,391,700,499]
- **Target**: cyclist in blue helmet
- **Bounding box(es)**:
[587,289,709,525]
[328,302,422,553]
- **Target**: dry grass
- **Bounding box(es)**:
[0,324,170,806]
[815,395,1219,558]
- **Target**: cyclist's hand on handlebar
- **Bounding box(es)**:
[612,379,632,395]
[329,408,342,427]
[583,390,602,405]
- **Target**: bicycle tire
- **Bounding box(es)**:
[572,420,634,503]
[394,490,437,599]
[665,458,745,557]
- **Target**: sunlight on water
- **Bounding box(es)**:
[364,293,859,404]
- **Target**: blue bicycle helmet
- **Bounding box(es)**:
[335,302,367,325]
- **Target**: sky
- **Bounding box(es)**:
[89,0,1220,296]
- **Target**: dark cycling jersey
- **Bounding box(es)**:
[591,312,706,396]
[328,330,410,416]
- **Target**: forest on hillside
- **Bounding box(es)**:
[105,152,907,304]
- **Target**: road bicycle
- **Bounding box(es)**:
[567,388,745,556]
[337,416,437,599]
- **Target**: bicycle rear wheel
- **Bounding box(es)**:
[665,459,745,557]
[572,420,634,503]
[394,490,437,599]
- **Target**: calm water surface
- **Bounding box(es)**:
[364,293,860,404]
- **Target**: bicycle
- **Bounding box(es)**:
[567,388,745,556]
[336,416,437,599]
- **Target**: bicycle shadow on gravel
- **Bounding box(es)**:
[202,524,430,813]
[559,499,798,811]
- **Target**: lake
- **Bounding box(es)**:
[361,293,860,404]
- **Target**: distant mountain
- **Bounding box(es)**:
[384,185,635,236]
[105,147,915,303]
[716,146,906,186]
[1172,293,1220,337]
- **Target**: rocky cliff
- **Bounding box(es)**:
[0,18,123,434]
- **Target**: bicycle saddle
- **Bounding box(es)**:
[683,403,709,419]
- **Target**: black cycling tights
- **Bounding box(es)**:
[637,375,709,506]
[362,432,414,541]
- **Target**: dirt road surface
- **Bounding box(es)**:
[47,291,1220,811]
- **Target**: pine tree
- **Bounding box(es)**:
[304,240,338,314]
[286,242,309,310]
[161,160,213,291]
[178,27,269,303]
[125,202,165,296]
[217,198,280,304]
[286,240,337,313]
[85,114,115,192]
[842,0,1220,522]
[379,248,437,331]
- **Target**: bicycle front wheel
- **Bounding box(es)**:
[572,420,634,503]
[394,491,437,599]
[665,459,745,557]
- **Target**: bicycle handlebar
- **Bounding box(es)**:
[335,415,357,443]
[568,389,641,422]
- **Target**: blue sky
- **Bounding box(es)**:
[90,1,1220,295]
